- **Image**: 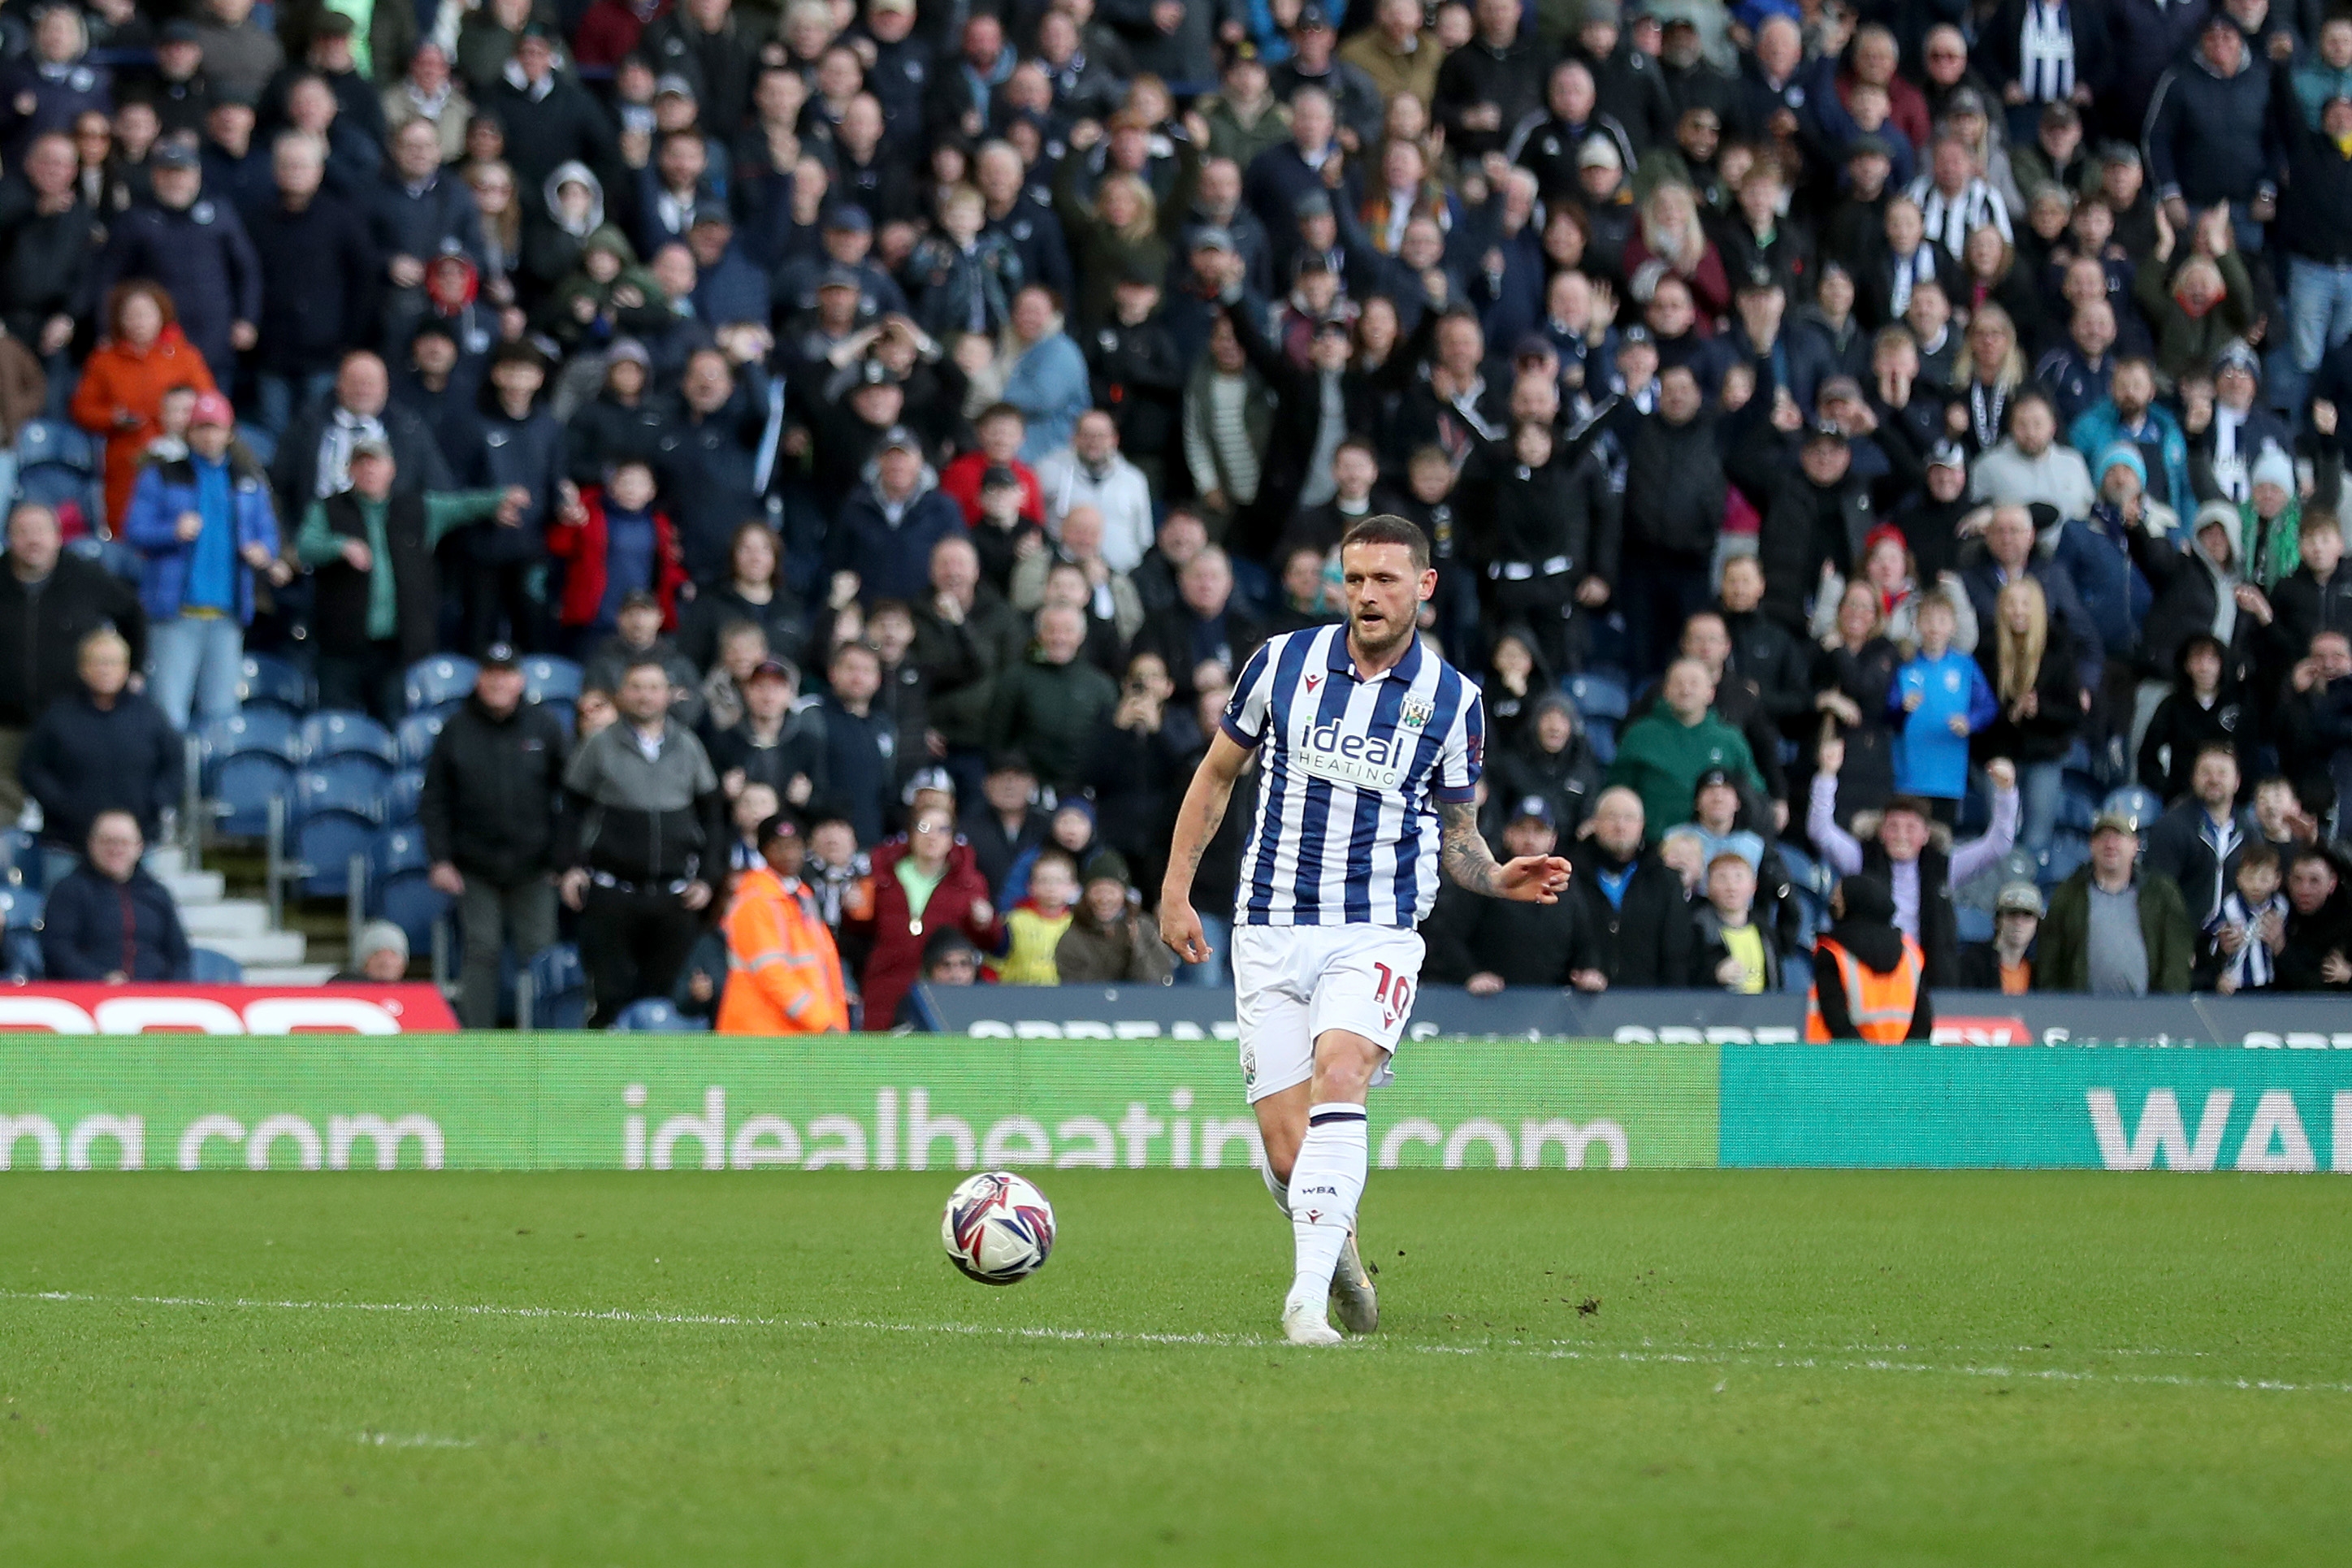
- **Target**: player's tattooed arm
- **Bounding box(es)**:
[1438,799,1505,896]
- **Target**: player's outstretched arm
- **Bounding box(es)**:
[1160,730,1253,962]
[1439,800,1572,903]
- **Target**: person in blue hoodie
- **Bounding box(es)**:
[1890,589,1997,821]
[120,389,289,730]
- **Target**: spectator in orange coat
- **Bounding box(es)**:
[717,812,850,1034]
[69,282,218,532]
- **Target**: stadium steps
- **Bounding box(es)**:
[152,843,320,978]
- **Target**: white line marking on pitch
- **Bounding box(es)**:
[8,1290,2347,1397]
[358,1431,476,1449]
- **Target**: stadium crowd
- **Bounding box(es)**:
[6,0,2352,1024]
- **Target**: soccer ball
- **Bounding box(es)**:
[940,1171,1055,1285]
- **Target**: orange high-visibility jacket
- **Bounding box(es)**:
[717,865,850,1034]
[1804,934,1925,1042]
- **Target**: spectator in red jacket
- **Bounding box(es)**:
[544,458,690,658]
[855,806,999,1030]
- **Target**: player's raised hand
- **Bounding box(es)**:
[1494,855,1571,903]
[1159,898,1212,963]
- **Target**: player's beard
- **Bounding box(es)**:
[1348,601,1416,661]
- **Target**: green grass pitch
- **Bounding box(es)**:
[3,1169,2348,1565]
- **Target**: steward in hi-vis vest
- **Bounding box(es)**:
[1804,873,1933,1042]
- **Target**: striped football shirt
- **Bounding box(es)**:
[1220,624,1484,929]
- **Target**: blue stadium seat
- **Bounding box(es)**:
[2100,786,2163,833]
[523,942,587,1029]
[1565,670,1630,722]
[370,825,448,954]
[0,886,42,979]
[66,535,143,582]
[234,423,276,466]
[395,709,445,768]
[189,947,245,983]
[292,764,389,825]
[13,419,100,525]
[1584,717,1617,765]
[1956,905,1995,945]
[301,710,400,767]
[386,768,424,823]
[2037,837,2090,889]
[236,653,311,715]
[404,656,478,713]
[202,710,306,837]
[608,997,708,1032]
[520,654,583,704]
[294,808,379,897]
[2055,785,2099,834]
[539,698,575,737]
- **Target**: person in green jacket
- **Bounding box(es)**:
[1605,657,1766,839]
[2034,811,2197,994]
[294,439,523,718]
[989,602,1118,795]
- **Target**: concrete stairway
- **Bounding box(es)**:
[150,845,335,985]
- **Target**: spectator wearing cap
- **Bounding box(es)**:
[1198,45,1289,171]
[581,587,703,719]
[487,24,622,193]
[1661,766,1767,880]
[249,130,381,440]
[466,340,571,652]
[1960,881,2045,992]
[121,390,288,730]
[70,281,223,534]
[297,440,526,718]
[40,810,190,985]
[2186,341,2294,505]
[1055,851,1174,985]
[959,752,1048,898]
[1728,409,1870,639]
[1969,388,2096,522]
[1425,794,1594,993]
[710,656,825,808]
[640,0,760,141]
[145,19,213,138]
[2036,808,2195,993]
[421,644,569,1029]
[2146,15,2279,253]
[717,811,850,1034]
[831,424,966,605]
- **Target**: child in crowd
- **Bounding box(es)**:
[1891,591,1995,823]
[994,846,1078,985]
[143,383,199,467]
[548,458,688,661]
[701,620,771,734]
[1960,881,2043,992]
[2203,842,2289,994]
[1691,851,1777,993]
[727,781,781,873]
[803,812,874,941]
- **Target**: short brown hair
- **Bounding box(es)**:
[1338,513,1430,572]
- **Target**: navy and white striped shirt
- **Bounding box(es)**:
[1221,626,1484,929]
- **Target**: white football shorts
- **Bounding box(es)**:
[1231,924,1425,1104]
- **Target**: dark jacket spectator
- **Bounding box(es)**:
[248,175,379,381]
[2145,23,2281,214]
[0,526,145,730]
[1565,788,1694,987]
[20,674,180,852]
[2036,860,2198,993]
[41,857,191,981]
[990,609,1121,795]
[87,165,263,378]
[420,690,570,887]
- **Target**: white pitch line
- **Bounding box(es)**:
[7,1290,2349,1397]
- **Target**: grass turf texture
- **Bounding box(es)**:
[2,1171,2348,1566]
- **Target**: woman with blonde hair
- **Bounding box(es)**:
[1975,575,2084,852]
[1951,301,2027,448]
[1621,180,1730,324]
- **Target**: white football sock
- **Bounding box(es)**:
[1261,1155,1292,1219]
[1283,1103,1367,1318]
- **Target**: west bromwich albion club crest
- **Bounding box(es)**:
[1399,695,1434,730]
